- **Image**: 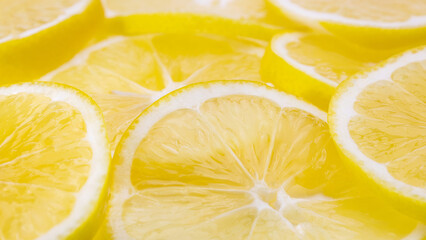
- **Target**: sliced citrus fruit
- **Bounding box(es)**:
[329,46,426,221]
[102,0,289,40]
[0,0,103,84]
[267,0,426,48]
[261,32,397,110]
[0,82,110,239]
[106,81,423,239]
[40,33,266,150]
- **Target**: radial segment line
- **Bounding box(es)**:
[274,209,303,238]
[180,62,214,85]
[262,109,283,180]
[188,205,256,231]
[246,210,260,240]
[94,65,157,95]
[198,111,256,183]
[148,40,174,88]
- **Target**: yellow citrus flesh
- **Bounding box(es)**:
[102,0,287,40]
[0,0,103,84]
[329,47,426,221]
[0,83,110,239]
[41,34,266,150]
[261,32,395,110]
[107,81,423,240]
[267,0,426,48]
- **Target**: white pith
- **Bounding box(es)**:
[330,48,426,201]
[108,81,333,239]
[0,0,93,43]
[0,83,110,239]
[269,0,426,29]
[271,32,338,87]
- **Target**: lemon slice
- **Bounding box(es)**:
[40,33,266,150]
[0,82,110,239]
[329,46,426,221]
[0,0,103,84]
[267,0,426,48]
[106,81,422,239]
[261,32,397,110]
[102,0,287,40]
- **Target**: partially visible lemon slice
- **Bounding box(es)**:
[106,81,423,239]
[0,82,110,239]
[0,0,103,84]
[102,0,288,40]
[40,33,266,150]
[261,32,397,110]
[329,46,426,221]
[267,0,426,48]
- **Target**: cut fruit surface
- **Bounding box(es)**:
[102,0,287,40]
[40,33,266,150]
[107,81,423,239]
[0,82,110,239]
[267,0,426,48]
[329,46,426,221]
[0,0,104,84]
[261,32,397,110]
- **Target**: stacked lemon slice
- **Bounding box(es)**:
[0,0,103,84]
[0,0,425,239]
